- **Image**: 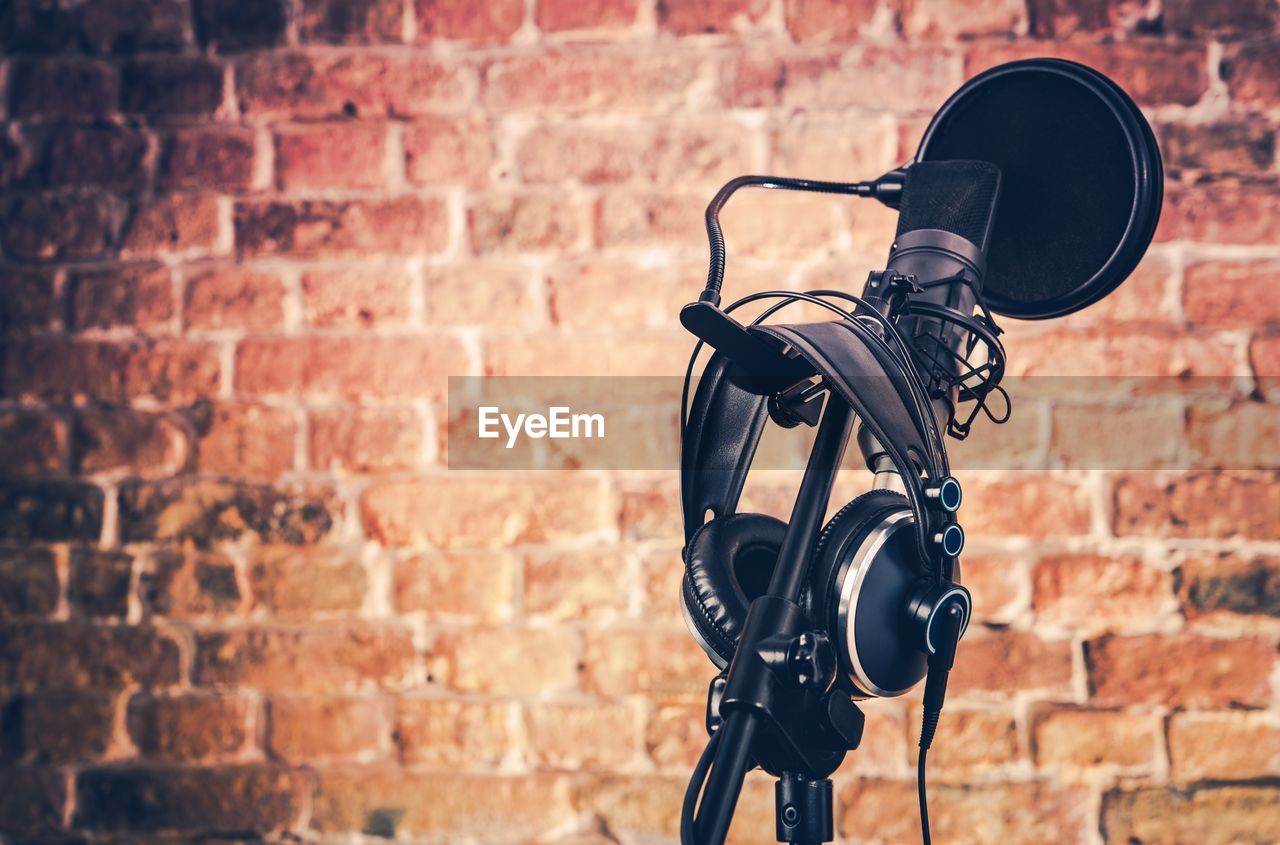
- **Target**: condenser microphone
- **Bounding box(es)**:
[875,160,1002,394]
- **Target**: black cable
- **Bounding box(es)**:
[681,726,723,845]
[918,747,932,845]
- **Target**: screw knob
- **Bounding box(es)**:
[787,631,836,691]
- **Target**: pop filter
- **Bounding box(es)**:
[915,58,1163,320]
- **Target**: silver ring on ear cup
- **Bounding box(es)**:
[833,510,929,698]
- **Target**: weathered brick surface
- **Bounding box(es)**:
[1,2,1278,841]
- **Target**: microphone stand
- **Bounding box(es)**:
[692,393,858,845]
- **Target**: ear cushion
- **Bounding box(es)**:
[682,513,787,666]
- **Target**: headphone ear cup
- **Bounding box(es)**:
[808,490,927,698]
[682,513,787,667]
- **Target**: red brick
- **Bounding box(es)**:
[657,0,768,34]
[194,0,286,50]
[0,548,60,618]
[68,263,174,331]
[928,782,1092,845]
[6,690,117,764]
[1186,261,1280,329]
[312,769,574,838]
[537,0,638,31]
[417,0,524,43]
[0,132,33,189]
[1257,335,1280,392]
[196,403,296,478]
[1032,553,1174,630]
[235,197,448,257]
[956,473,1092,540]
[127,692,253,761]
[7,339,221,404]
[520,121,755,187]
[1222,41,1280,110]
[266,695,387,761]
[75,766,308,832]
[123,193,224,258]
[194,626,416,692]
[1187,401,1280,470]
[724,46,959,110]
[903,0,1025,38]
[1103,786,1280,845]
[0,267,57,332]
[949,627,1074,696]
[0,481,105,543]
[362,475,610,547]
[250,547,366,620]
[1113,471,1280,541]
[395,698,512,768]
[1032,707,1159,771]
[957,550,1024,624]
[237,52,470,118]
[525,549,630,621]
[1026,0,1146,37]
[310,406,423,474]
[595,191,706,250]
[0,623,180,689]
[1167,0,1277,32]
[0,411,65,477]
[184,266,284,331]
[1178,552,1280,620]
[582,629,707,696]
[618,478,682,542]
[160,127,258,191]
[122,56,225,117]
[427,261,538,326]
[140,547,247,619]
[772,118,895,180]
[68,547,132,618]
[1169,712,1280,782]
[966,42,1208,107]
[274,122,389,190]
[7,58,117,119]
[119,479,336,545]
[784,0,878,41]
[469,193,587,254]
[404,113,493,188]
[1,192,118,261]
[837,779,921,842]
[431,627,579,695]
[1086,633,1275,708]
[525,701,642,770]
[905,705,1020,780]
[0,767,67,834]
[302,266,413,328]
[41,125,149,191]
[1158,183,1280,245]
[300,0,405,42]
[394,550,517,621]
[79,0,190,54]
[73,408,187,477]
[237,336,468,400]
[1162,122,1276,177]
[485,50,705,112]
[1008,328,1239,380]
[544,258,677,328]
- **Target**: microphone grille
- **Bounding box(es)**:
[895,160,1001,254]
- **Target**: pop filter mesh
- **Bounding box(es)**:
[895,160,1001,254]
[919,70,1137,309]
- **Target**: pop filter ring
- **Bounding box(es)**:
[916,58,1163,320]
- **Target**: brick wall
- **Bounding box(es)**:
[1,0,1279,842]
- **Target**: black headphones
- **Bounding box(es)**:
[679,309,972,701]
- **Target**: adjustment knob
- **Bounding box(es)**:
[925,476,963,512]
[932,523,965,557]
[787,631,836,691]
